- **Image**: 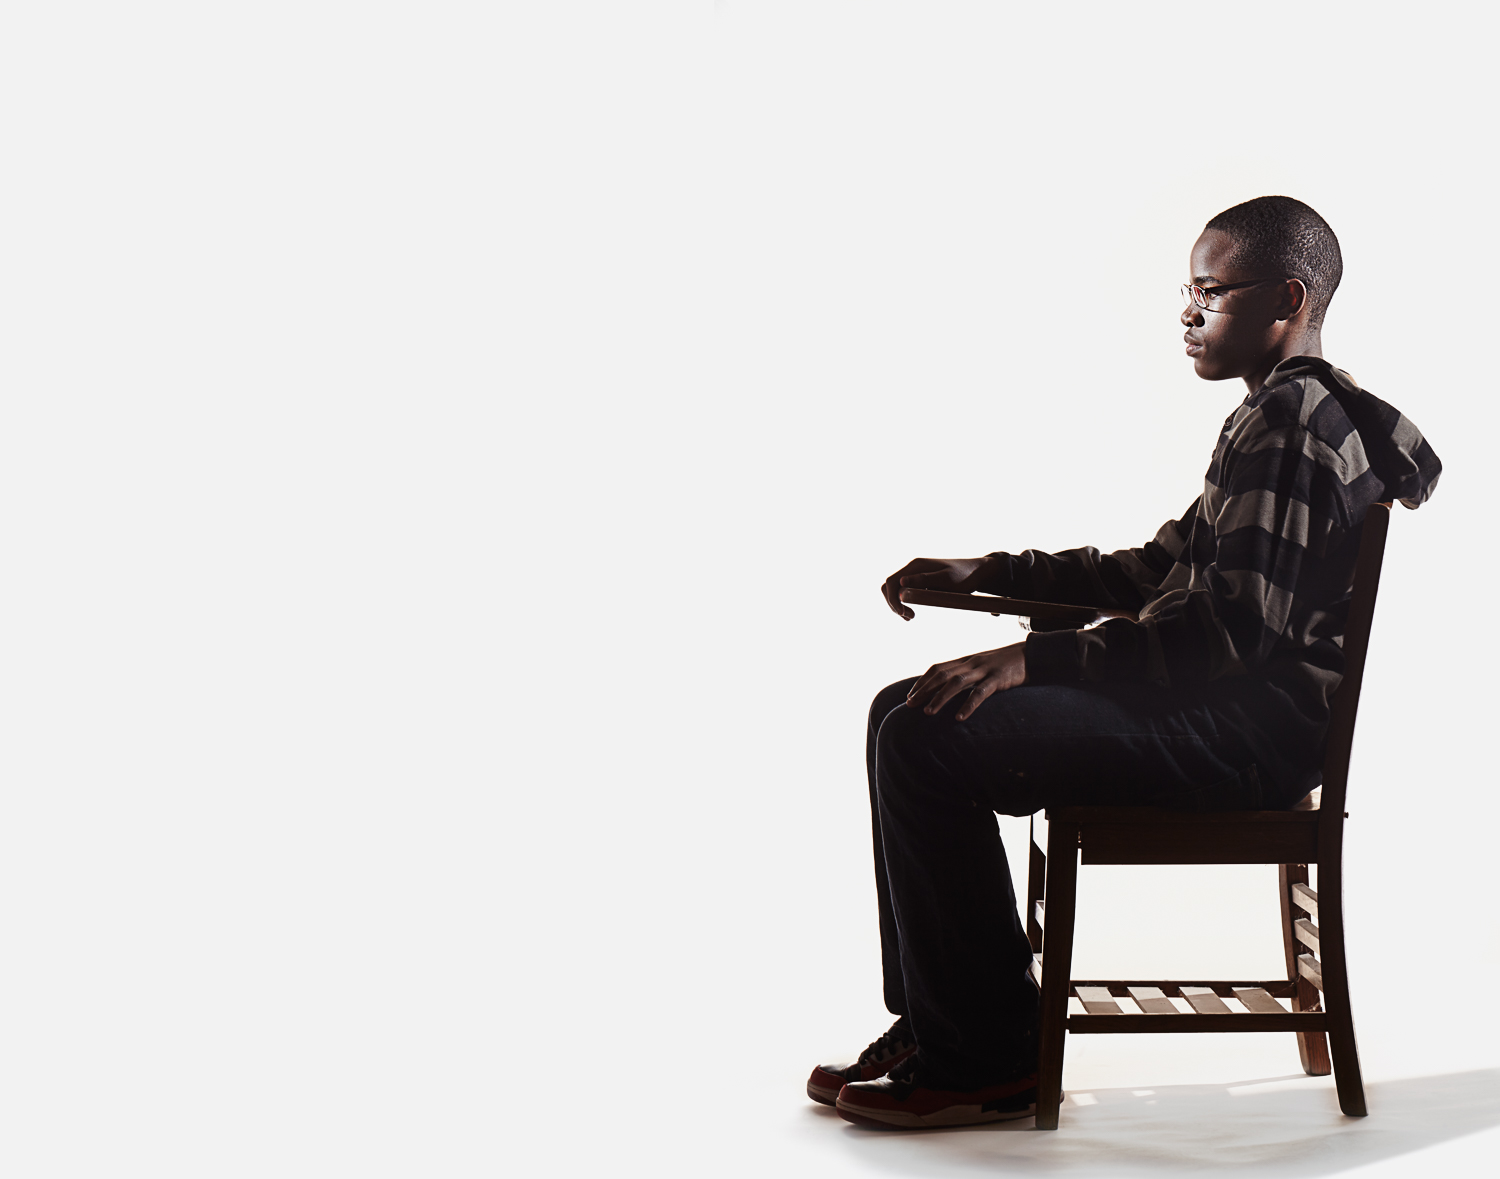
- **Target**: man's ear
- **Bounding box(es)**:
[1277,278,1309,322]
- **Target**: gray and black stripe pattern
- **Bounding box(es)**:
[985,356,1440,724]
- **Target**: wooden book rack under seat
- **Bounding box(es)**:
[1027,503,1392,1130]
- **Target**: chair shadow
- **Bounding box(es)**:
[822,1068,1500,1175]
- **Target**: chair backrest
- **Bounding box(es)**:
[1317,502,1392,820]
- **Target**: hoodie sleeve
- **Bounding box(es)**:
[976,502,1199,612]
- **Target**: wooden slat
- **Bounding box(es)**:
[1029,954,1043,988]
[1291,883,1318,918]
[1034,899,1045,930]
[1127,986,1179,1015]
[1069,1012,1328,1034]
[1069,979,1298,999]
[1294,918,1320,953]
[1234,987,1288,1014]
[1297,953,1324,992]
[1075,986,1123,1015]
[1180,986,1232,1015]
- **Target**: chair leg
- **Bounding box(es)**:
[1278,864,1331,1075]
[1317,864,1367,1117]
[1035,820,1079,1131]
[1026,816,1045,954]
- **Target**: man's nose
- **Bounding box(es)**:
[1181,303,1204,327]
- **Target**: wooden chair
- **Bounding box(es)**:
[1027,502,1392,1130]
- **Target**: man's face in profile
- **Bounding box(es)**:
[1182,229,1291,383]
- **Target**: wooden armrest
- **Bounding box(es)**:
[898,589,1125,625]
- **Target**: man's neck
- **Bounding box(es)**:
[1242,333,1323,395]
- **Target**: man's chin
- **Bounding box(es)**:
[1192,357,1237,382]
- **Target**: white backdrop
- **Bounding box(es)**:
[0,3,1495,1177]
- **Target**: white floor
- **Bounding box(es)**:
[604,1029,1500,1179]
[516,804,1500,1178]
[737,1050,1500,1178]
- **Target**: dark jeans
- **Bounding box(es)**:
[867,674,1320,1088]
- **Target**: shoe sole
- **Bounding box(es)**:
[834,1098,1040,1130]
[807,1081,841,1106]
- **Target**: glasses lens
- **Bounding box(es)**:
[1181,285,1193,308]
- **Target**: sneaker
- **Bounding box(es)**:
[806,1018,917,1106]
[835,1053,1038,1129]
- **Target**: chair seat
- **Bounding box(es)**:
[1045,794,1323,865]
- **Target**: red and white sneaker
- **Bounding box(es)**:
[806,1018,917,1105]
[835,1053,1038,1129]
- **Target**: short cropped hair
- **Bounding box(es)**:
[1205,196,1343,328]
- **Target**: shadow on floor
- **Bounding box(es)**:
[817,1069,1500,1175]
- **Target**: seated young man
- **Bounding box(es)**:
[809,196,1442,1130]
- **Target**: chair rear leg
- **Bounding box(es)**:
[1035,821,1079,1131]
[1294,980,1332,1077]
[1278,864,1331,1075]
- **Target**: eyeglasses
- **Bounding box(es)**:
[1181,278,1281,312]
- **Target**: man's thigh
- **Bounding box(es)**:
[875,680,1262,817]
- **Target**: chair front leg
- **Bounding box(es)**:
[1035,820,1079,1131]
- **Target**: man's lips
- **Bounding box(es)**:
[1184,333,1204,356]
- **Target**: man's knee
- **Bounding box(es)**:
[869,678,917,732]
[874,700,950,786]
[874,694,1037,814]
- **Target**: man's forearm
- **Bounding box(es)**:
[976,547,1114,606]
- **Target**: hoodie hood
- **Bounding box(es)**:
[1266,355,1442,510]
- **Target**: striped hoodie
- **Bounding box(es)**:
[984,356,1441,726]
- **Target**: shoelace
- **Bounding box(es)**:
[884,1052,921,1086]
[858,1019,913,1065]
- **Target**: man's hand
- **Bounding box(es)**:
[906,643,1027,721]
[882,556,992,620]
